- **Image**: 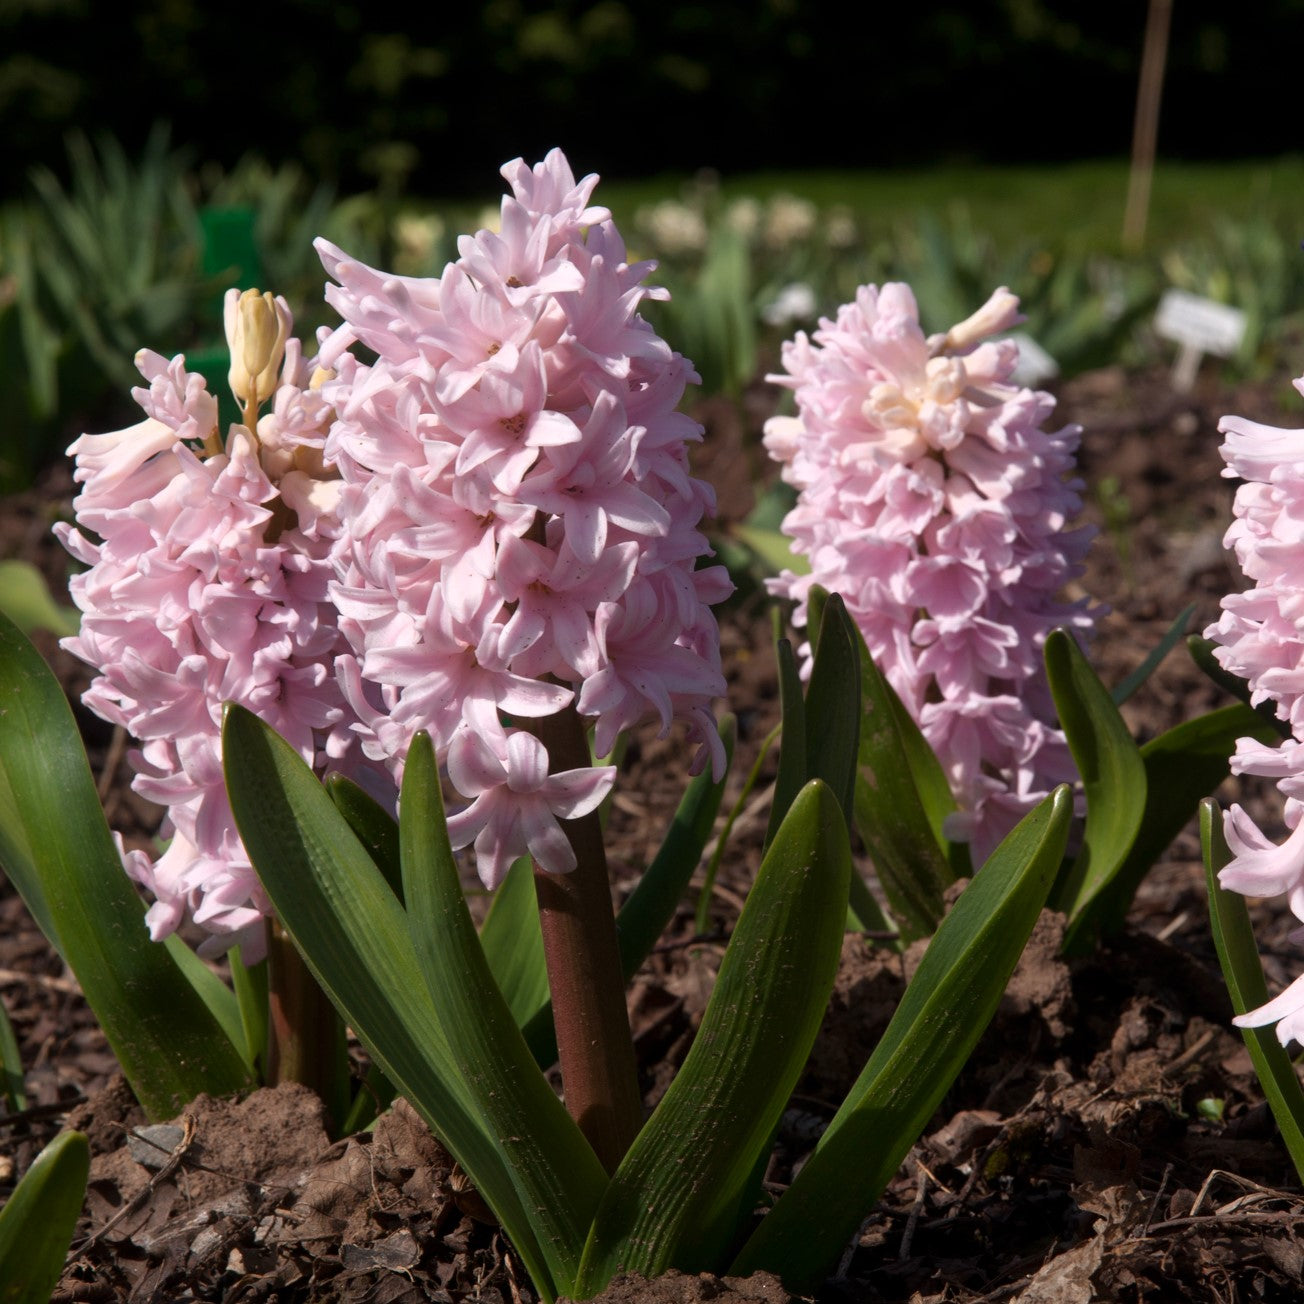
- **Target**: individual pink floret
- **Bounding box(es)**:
[319,149,729,888]
[766,283,1099,865]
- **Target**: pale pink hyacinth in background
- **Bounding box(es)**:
[1207,379,1304,1045]
[766,283,1099,865]
[317,149,730,888]
[55,292,389,959]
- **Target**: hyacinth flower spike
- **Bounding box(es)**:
[765,282,1099,868]
[316,149,730,1167]
[1208,379,1304,1047]
[56,288,392,1110]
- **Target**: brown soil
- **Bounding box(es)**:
[4,361,1304,1301]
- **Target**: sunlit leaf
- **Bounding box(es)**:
[0,1130,89,1304]
[0,613,251,1117]
[732,786,1071,1288]
[400,733,606,1292]
[325,773,402,900]
[0,560,79,639]
[223,704,559,1301]
[479,856,548,1030]
[765,637,808,849]
[1045,628,1146,926]
[1070,704,1278,947]
[576,780,851,1291]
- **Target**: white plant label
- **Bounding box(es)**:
[1155,289,1247,391]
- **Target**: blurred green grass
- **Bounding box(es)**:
[600,157,1304,255]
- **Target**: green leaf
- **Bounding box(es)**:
[161,934,251,1073]
[1070,704,1279,947]
[0,993,25,1112]
[1111,603,1195,706]
[1201,800,1304,1183]
[765,638,808,849]
[325,774,402,901]
[696,719,775,935]
[222,704,558,1301]
[732,786,1071,1288]
[850,638,957,940]
[0,612,252,1117]
[803,593,861,823]
[1187,636,1290,740]
[0,1130,89,1304]
[617,714,735,970]
[0,560,79,639]
[806,585,957,853]
[229,949,268,1076]
[479,856,549,1030]
[730,525,810,577]
[1045,628,1147,924]
[400,732,605,1293]
[575,780,852,1292]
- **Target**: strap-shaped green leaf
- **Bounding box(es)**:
[1111,603,1195,706]
[0,1130,89,1304]
[480,856,549,1030]
[618,714,735,972]
[325,773,403,900]
[162,934,252,1072]
[1069,704,1279,947]
[222,705,557,1301]
[809,585,958,861]
[228,948,268,1077]
[849,637,956,939]
[575,779,852,1292]
[765,638,808,848]
[1045,628,1146,923]
[732,785,1071,1288]
[400,733,606,1292]
[731,524,811,577]
[0,992,25,1112]
[803,593,861,823]
[0,559,79,639]
[696,721,776,936]
[1187,636,1290,739]
[0,612,252,1117]
[1201,800,1304,1183]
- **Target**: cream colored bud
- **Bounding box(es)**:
[225,288,292,410]
[942,288,1023,354]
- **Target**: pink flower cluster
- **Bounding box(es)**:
[765,283,1098,864]
[316,149,729,888]
[1207,381,1304,1045]
[56,297,387,959]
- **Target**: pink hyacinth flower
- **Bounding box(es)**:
[318,149,729,888]
[1208,375,1304,1043]
[765,283,1100,865]
[56,293,390,959]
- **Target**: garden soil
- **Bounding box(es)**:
[4,363,1304,1301]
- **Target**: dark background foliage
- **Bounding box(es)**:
[2,0,1298,194]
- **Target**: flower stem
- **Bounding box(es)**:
[265,919,346,1127]
[530,705,642,1173]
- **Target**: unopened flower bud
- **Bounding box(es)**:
[937,287,1023,354]
[225,288,292,412]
